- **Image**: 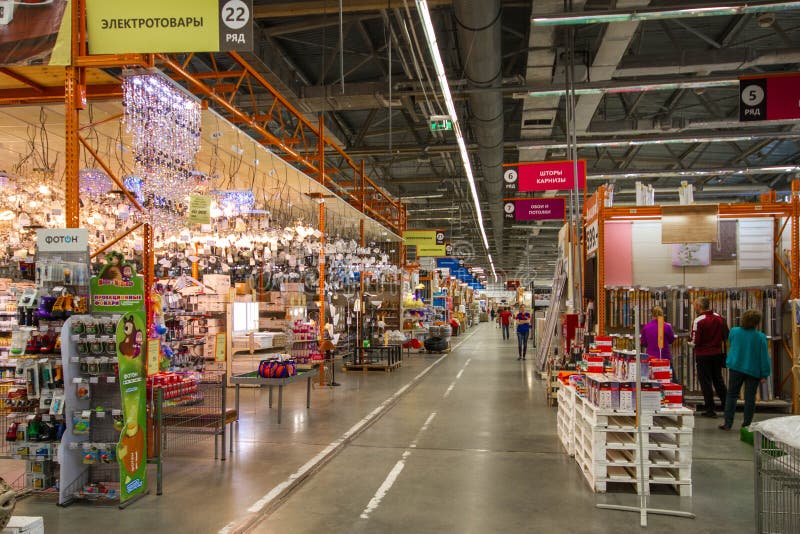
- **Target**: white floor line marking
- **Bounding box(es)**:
[360,411,437,520]
[444,357,473,399]
[220,326,483,533]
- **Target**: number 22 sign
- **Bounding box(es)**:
[219,0,253,52]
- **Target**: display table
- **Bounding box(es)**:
[345,345,402,372]
[557,382,694,496]
[231,368,319,424]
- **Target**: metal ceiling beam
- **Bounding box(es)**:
[592,166,799,180]
[254,0,453,18]
[614,47,800,77]
[517,130,800,150]
[531,2,800,26]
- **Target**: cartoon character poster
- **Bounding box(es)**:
[90,251,144,313]
[116,311,147,503]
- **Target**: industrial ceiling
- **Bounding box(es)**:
[241,0,800,280]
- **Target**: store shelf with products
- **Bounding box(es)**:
[584,186,799,406]
[605,285,783,404]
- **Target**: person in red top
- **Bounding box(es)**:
[691,297,729,417]
[498,307,512,340]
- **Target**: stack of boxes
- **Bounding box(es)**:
[579,335,683,412]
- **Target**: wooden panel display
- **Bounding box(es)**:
[661,205,719,244]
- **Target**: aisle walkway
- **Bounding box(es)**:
[247,324,757,534]
[13,323,758,533]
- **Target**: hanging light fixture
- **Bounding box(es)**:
[123,72,202,228]
[79,168,113,197]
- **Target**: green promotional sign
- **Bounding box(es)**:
[90,252,145,313]
[188,194,212,225]
[85,0,253,54]
[116,311,147,503]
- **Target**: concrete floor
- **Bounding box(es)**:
[13,323,761,533]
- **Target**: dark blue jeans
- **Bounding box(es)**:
[517,330,529,358]
[501,324,510,340]
[724,369,760,428]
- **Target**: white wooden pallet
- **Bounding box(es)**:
[560,384,694,496]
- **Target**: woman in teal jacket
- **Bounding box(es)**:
[719,309,772,431]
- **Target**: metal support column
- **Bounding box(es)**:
[597,186,606,335]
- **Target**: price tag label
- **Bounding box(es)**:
[72,377,83,384]
[89,377,99,384]
[106,376,116,384]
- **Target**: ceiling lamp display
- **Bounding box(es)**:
[123,72,202,229]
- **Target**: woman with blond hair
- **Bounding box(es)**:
[640,306,676,363]
[719,309,771,431]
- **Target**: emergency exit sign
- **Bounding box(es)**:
[740,73,800,122]
[429,115,453,131]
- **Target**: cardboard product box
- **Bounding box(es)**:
[595,336,613,349]
[597,381,614,409]
[3,516,45,534]
[610,382,620,410]
[203,274,231,297]
[641,383,663,412]
[649,359,672,382]
[662,383,683,408]
[619,383,635,412]
[197,302,225,313]
[585,356,604,374]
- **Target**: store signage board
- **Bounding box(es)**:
[740,73,800,122]
[85,0,254,54]
[586,220,599,257]
[416,244,446,257]
[503,198,565,221]
[403,230,446,256]
[0,0,70,66]
[503,160,586,192]
[146,338,160,377]
[188,195,212,225]
[215,333,226,362]
[36,229,89,253]
[116,311,148,504]
[585,190,600,223]
[90,253,145,314]
[436,258,461,271]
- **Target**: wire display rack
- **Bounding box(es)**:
[755,430,800,533]
[159,370,233,460]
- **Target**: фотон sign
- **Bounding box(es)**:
[86,0,253,54]
[503,160,586,192]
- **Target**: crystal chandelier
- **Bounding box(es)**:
[123,72,202,228]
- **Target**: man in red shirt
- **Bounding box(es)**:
[498,307,512,341]
[691,297,729,417]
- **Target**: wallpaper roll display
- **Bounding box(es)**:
[672,243,711,267]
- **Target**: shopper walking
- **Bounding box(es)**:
[691,297,729,417]
[719,310,771,431]
[499,307,512,340]
[515,304,532,360]
[640,306,676,376]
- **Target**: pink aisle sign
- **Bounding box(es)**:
[516,160,586,192]
[506,198,565,221]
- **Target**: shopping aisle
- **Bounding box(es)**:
[248,323,757,534]
[11,323,759,533]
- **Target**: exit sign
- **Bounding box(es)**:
[429,115,452,131]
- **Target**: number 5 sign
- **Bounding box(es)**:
[219,0,253,51]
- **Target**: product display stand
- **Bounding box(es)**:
[596,306,695,526]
